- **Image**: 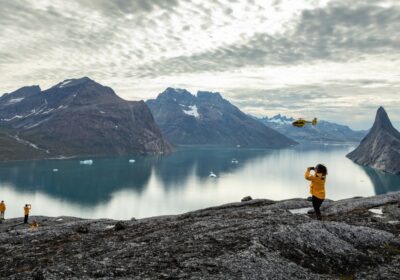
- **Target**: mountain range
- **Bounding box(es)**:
[0,77,172,160]
[347,107,400,175]
[256,114,367,143]
[146,88,296,148]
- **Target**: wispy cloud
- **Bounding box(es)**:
[0,0,399,129]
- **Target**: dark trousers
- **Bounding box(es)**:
[24,215,29,224]
[312,196,324,220]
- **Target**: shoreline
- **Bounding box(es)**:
[1,192,399,279]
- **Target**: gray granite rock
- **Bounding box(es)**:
[347,107,400,175]
[0,192,399,279]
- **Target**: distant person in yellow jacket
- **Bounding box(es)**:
[0,201,6,220]
[305,164,328,220]
[24,204,32,224]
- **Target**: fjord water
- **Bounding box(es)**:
[0,144,399,220]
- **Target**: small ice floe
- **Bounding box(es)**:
[56,218,63,221]
[231,159,239,164]
[105,225,114,229]
[369,208,383,215]
[289,207,313,215]
[129,159,136,163]
[80,159,93,165]
[52,169,59,172]
[209,172,217,178]
[388,220,400,225]
[236,145,241,148]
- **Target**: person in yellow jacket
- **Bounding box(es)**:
[305,164,328,220]
[24,204,32,224]
[0,201,6,220]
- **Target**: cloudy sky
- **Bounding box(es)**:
[1,0,399,129]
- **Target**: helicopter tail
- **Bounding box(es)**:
[311,118,318,126]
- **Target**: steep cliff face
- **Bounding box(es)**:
[146,88,296,148]
[347,107,400,174]
[0,78,172,160]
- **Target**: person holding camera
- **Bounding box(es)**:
[305,164,328,220]
[24,204,32,224]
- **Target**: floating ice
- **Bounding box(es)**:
[129,159,136,163]
[209,172,217,178]
[80,160,93,165]
[231,159,239,164]
[53,169,58,172]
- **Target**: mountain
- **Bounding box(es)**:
[347,107,400,175]
[0,77,172,160]
[257,114,366,143]
[146,88,296,148]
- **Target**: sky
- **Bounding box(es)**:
[0,0,399,130]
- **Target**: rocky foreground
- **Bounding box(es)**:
[1,193,400,280]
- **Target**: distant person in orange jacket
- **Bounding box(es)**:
[305,164,328,220]
[24,204,32,224]
[0,201,6,220]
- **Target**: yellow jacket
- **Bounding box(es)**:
[24,205,31,215]
[305,169,326,199]
[0,203,5,212]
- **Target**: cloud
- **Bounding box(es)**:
[0,0,399,129]
[136,2,400,77]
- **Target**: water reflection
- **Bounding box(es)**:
[0,145,399,219]
[0,148,264,206]
[0,157,153,205]
[153,147,270,188]
[362,167,400,194]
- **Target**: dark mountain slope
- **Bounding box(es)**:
[147,88,296,148]
[347,107,400,174]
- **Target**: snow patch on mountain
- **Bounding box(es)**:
[2,115,24,121]
[181,105,199,118]
[265,114,294,125]
[59,80,72,88]
[6,98,24,105]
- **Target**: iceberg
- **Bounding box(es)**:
[80,160,93,165]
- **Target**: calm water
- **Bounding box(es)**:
[0,144,399,220]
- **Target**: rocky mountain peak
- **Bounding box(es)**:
[371,107,399,137]
[347,106,400,174]
[160,88,192,98]
[53,77,92,89]
[146,88,296,148]
[2,85,41,98]
[0,79,172,160]
[196,91,223,102]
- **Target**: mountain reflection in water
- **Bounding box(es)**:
[0,145,399,219]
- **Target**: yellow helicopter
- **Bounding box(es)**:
[292,118,318,128]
